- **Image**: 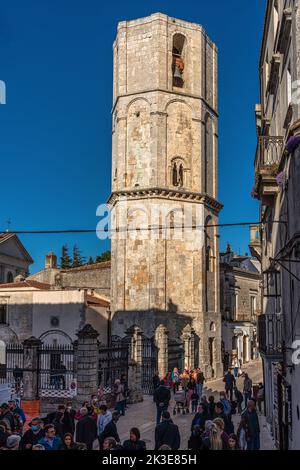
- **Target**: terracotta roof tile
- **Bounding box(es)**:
[0,280,51,290]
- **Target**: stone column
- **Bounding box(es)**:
[76,324,99,404]
[126,326,143,403]
[22,337,42,401]
[155,325,168,379]
[181,325,195,371]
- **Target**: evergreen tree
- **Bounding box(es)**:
[72,245,86,268]
[95,250,111,263]
[88,256,94,265]
[60,244,72,269]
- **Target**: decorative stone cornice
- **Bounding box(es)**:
[107,187,223,213]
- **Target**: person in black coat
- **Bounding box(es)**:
[75,407,97,450]
[123,427,146,450]
[191,404,208,430]
[99,411,120,450]
[20,418,44,450]
[153,381,171,425]
[63,401,76,435]
[53,411,65,440]
[234,387,244,414]
[152,372,161,393]
[155,411,180,450]
[188,425,203,451]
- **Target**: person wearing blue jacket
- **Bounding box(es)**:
[38,424,62,450]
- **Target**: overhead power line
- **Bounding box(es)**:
[0,220,286,235]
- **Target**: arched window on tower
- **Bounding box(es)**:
[172,160,184,188]
[178,164,184,187]
[172,162,178,186]
[172,34,186,88]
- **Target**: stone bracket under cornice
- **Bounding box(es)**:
[107,188,223,213]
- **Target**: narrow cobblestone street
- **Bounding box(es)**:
[116,360,275,450]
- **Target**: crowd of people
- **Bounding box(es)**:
[0,367,264,451]
[152,367,264,450]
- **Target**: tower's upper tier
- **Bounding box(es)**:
[113,12,217,113]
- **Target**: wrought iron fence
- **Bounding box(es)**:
[141,335,157,395]
[98,338,129,393]
[0,343,24,396]
[38,344,75,398]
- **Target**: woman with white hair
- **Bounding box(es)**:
[201,422,224,450]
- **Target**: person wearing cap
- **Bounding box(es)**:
[21,417,44,450]
[6,434,21,450]
[0,403,15,432]
[38,424,62,450]
[154,410,180,450]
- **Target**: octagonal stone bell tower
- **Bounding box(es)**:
[108,13,223,378]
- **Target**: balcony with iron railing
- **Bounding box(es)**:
[253,136,284,203]
[258,313,283,358]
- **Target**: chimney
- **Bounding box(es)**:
[226,243,231,253]
[45,252,57,269]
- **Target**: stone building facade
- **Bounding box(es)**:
[250,0,300,450]
[220,245,261,371]
[0,279,110,364]
[29,256,111,298]
[0,232,33,284]
[108,13,223,378]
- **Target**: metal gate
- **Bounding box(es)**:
[142,335,157,395]
[168,339,184,372]
[98,337,129,392]
[38,344,75,398]
[0,343,24,396]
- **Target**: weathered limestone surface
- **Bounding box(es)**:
[110,13,223,378]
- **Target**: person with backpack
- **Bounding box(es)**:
[219,392,232,416]
[153,380,171,425]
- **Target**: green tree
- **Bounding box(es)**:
[60,244,72,269]
[72,245,86,268]
[95,250,111,263]
[88,256,94,265]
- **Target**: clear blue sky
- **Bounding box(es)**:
[0,0,265,272]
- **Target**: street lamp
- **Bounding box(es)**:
[263,265,281,298]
